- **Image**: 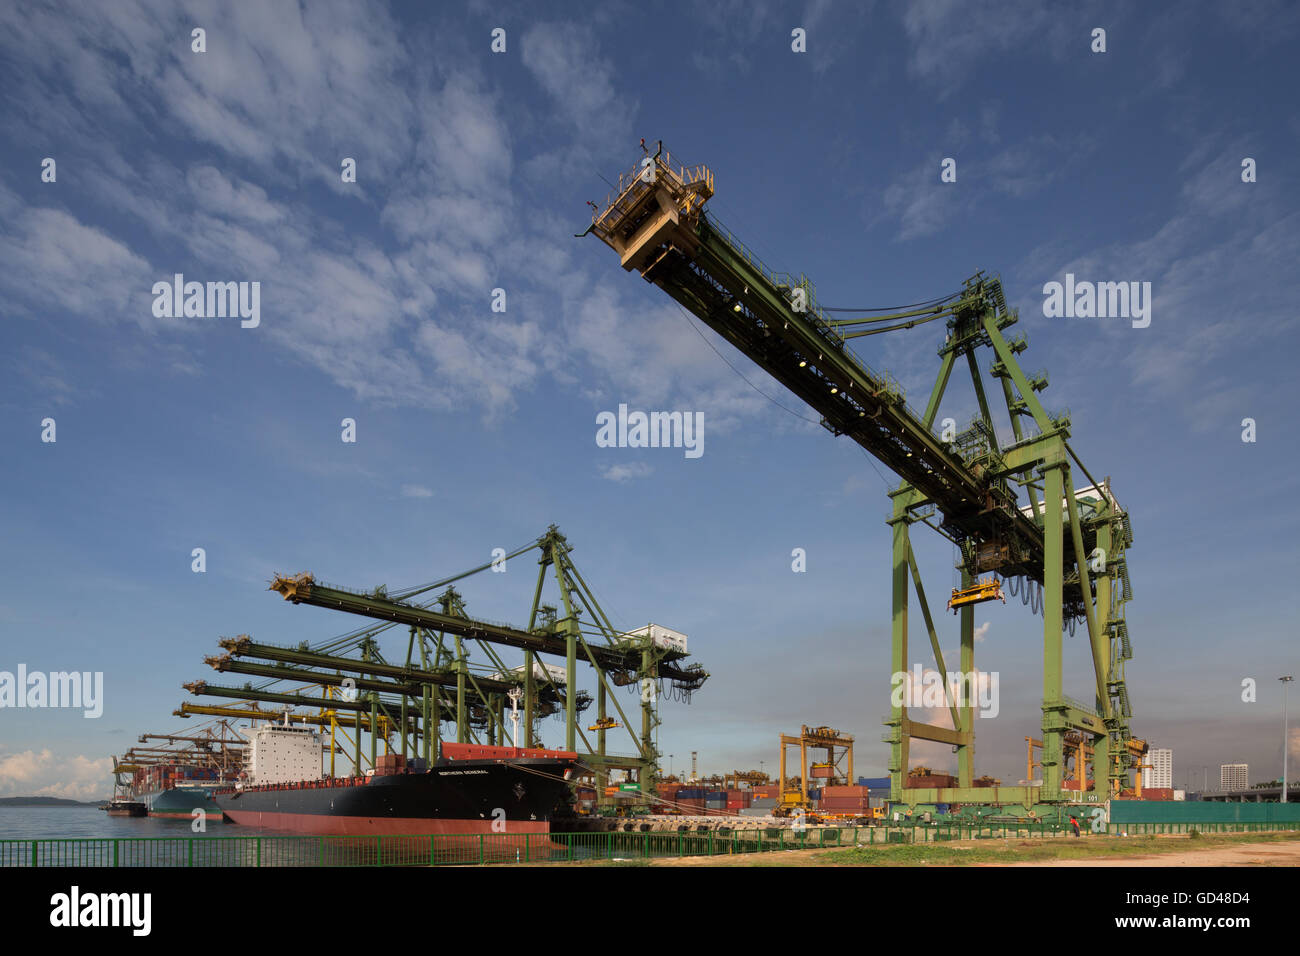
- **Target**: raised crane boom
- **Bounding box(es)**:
[584,146,1054,584]
[584,144,1137,809]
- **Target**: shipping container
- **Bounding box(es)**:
[858,776,891,790]
[905,773,956,789]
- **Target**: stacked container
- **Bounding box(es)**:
[820,785,871,814]
[725,789,751,810]
[677,787,706,812]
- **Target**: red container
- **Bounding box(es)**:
[905,773,957,789]
[823,785,869,797]
[440,743,579,761]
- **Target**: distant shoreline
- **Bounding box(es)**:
[0,797,106,807]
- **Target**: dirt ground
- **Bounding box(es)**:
[633,835,1300,867]
[993,841,1300,867]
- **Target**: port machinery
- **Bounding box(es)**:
[584,142,1140,817]
[183,525,708,805]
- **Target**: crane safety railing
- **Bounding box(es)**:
[11,819,1293,867]
[591,148,714,227]
[1059,695,1101,719]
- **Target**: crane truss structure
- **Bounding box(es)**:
[778,725,855,810]
[585,143,1138,812]
[183,525,707,801]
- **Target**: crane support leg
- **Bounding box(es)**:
[1041,462,1065,801]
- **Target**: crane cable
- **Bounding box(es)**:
[840,310,951,339]
[821,290,961,313]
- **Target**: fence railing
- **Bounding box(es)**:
[3,819,1295,867]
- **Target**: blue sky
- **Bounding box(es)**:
[1,0,1297,800]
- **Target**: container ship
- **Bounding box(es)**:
[128,762,227,823]
[210,714,579,836]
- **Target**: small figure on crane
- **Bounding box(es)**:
[639,136,648,156]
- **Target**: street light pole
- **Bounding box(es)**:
[1281,676,1294,803]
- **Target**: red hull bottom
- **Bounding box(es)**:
[220,810,553,837]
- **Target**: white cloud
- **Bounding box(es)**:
[186,166,285,224]
[521,22,632,143]
[899,0,1071,98]
[0,6,788,430]
[0,202,155,322]
[400,484,434,498]
[601,462,653,482]
[0,749,111,801]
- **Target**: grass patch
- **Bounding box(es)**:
[821,831,1300,867]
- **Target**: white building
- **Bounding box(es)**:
[242,719,324,786]
[618,623,688,654]
[1147,748,1172,790]
[1220,763,1248,792]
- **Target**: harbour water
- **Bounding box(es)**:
[0,806,299,840]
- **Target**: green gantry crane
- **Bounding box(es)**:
[583,143,1137,815]
[187,525,707,803]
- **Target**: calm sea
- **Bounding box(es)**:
[0,806,300,840]
[0,808,597,866]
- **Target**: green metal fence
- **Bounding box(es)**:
[0,827,854,868]
[3,819,1296,867]
[1108,800,1300,826]
[1105,821,1300,835]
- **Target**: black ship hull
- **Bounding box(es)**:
[212,757,576,835]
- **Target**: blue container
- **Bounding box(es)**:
[858,776,891,790]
